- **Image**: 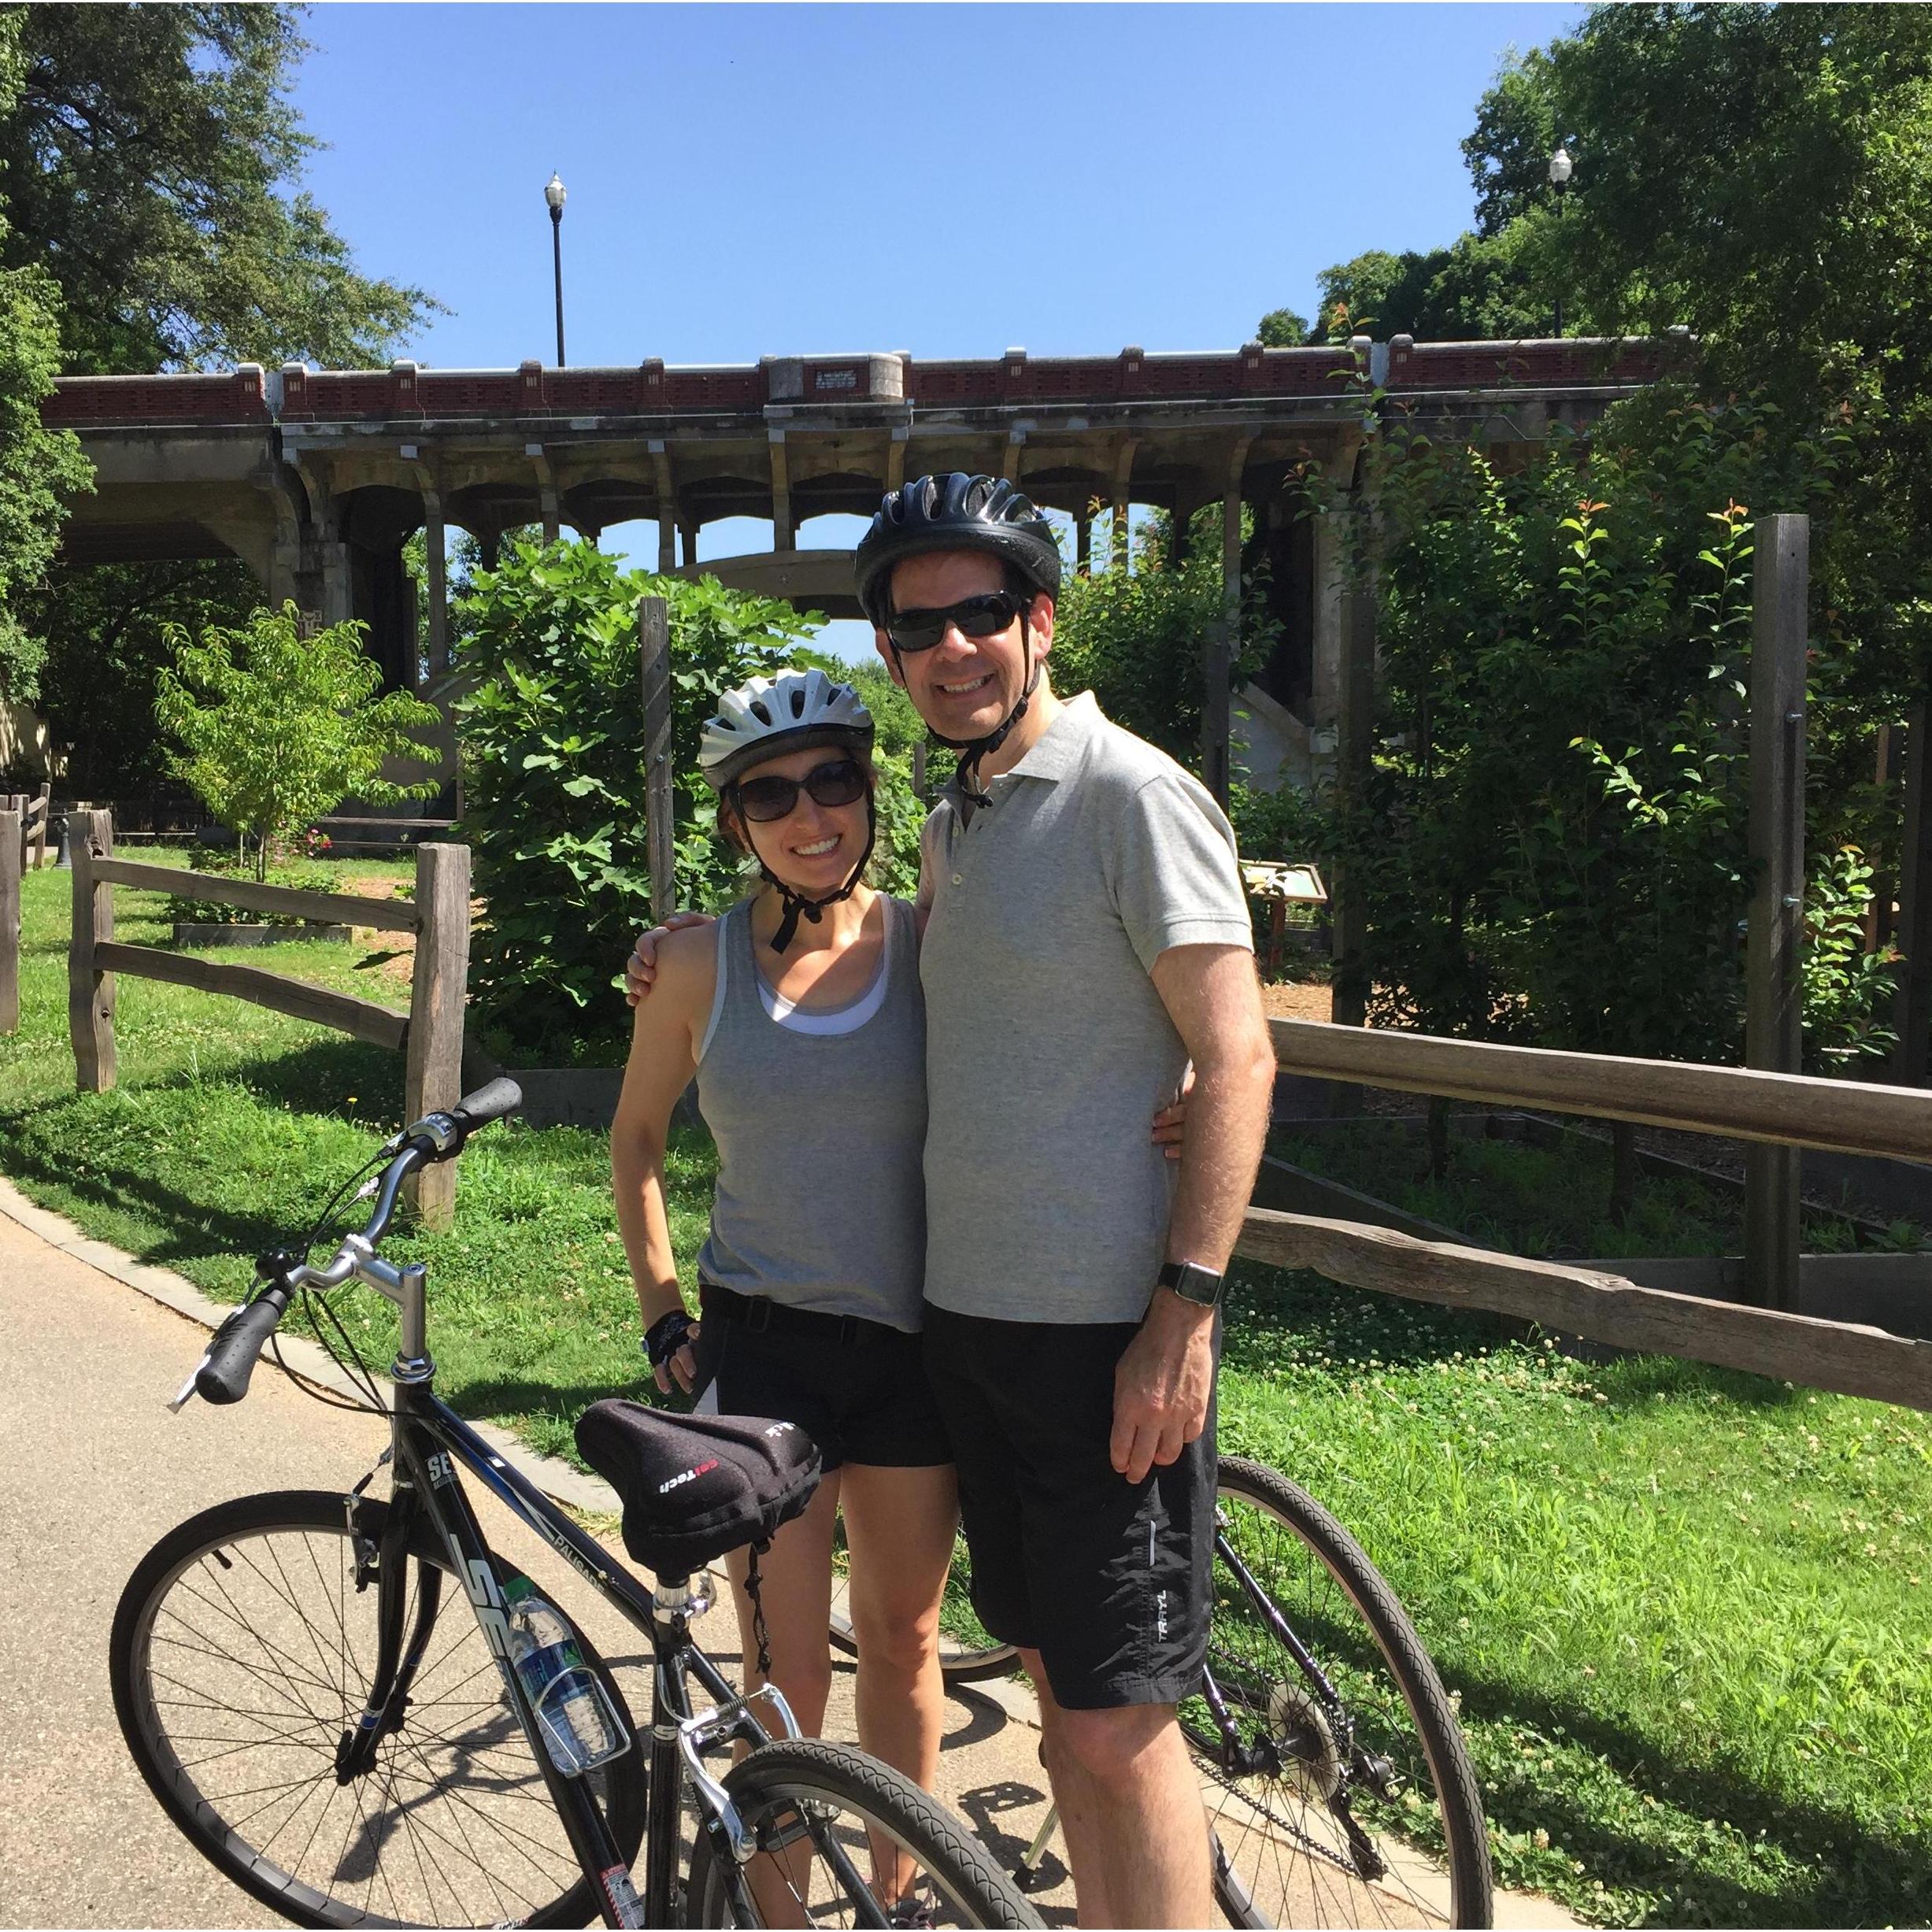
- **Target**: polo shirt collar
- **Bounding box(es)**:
[1003,690,1101,785]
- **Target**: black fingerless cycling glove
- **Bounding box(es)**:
[642,1308,698,1371]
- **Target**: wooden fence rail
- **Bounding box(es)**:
[1266,1015,1932,1414]
[1234,1207,1932,1413]
[68,811,472,1231]
[1272,1016,1932,1162]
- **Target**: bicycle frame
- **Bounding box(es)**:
[352,1369,793,1930]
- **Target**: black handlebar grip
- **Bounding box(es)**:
[450,1077,523,1134]
[196,1287,291,1406]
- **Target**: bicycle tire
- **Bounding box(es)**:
[1192,1458,1493,1930]
[685,1737,1042,1928]
[110,1489,649,1929]
[828,1532,1019,1685]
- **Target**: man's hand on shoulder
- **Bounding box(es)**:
[1110,1286,1216,1483]
[624,909,714,1006]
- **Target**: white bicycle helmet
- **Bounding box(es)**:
[699,668,875,794]
[699,668,879,953]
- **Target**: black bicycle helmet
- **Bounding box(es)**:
[854,472,1061,626]
[856,473,1063,804]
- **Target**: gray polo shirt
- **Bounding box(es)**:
[918,691,1253,1324]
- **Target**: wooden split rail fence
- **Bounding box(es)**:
[1238,1018,1932,1415]
[65,810,472,1230]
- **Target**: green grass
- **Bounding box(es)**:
[1216,1274,1931,1926]
[6,857,1931,1924]
[1270,1118,1923,1258]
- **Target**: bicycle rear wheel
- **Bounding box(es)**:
[830,1525,1018,1685]
[110,1489,648,1929]
[686,1737,1040,1928]
[1189,1459,1492,1929]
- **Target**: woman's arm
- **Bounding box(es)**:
[610,925,712,1392]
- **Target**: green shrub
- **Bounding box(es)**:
[453,539,826,1064]
[154,603,442,879]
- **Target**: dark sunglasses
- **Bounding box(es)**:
[886,589,1030,654]
[731,757,868,824]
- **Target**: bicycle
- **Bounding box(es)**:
[842,1457,1493,1928]
[109,1079,1041,1930]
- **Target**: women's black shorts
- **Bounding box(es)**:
[690,1292,953,1472]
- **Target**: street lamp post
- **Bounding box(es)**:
[1547,141,1574,338]
[545,172,567,368]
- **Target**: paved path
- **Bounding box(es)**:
[0,1190,1571,1930]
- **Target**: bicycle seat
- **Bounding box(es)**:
[575,1401,821,1577]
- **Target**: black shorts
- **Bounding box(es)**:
[690,1290,952,1472]
[920,1302,1220,1711]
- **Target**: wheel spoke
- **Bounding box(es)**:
[117,1499,640,1927]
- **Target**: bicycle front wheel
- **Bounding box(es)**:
[1189,1458,1493,1929]
[109,1489,648,1929]
[686,1737,1041,1928]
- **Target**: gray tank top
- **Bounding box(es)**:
[694,895,927,1331]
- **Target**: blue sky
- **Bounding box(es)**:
[291,2,1582,653]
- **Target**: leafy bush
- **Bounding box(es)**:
[162,855,342,927]
[453,539,825,1064]
[154,604,442,879]
[1321,387,1869,1068]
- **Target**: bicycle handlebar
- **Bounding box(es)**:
[174,1079,523,1412]
[194,1286,293,1405]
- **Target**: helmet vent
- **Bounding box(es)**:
[790,687,805,716]
[749,699,772,726]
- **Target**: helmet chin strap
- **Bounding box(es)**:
[896,619,1043,809]
[752,794,878,954]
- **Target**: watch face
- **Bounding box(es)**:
[1167,1263,1223,1305]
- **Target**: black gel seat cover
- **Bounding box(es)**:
[574,1401,820,1575]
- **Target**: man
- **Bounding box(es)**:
[631,474,1275,1926]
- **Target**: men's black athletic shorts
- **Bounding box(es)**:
[920,1301,1220,1710]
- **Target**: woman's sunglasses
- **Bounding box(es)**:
[731,757,868,824]
[885,590,1030,654]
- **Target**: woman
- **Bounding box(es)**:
[610,667,957,1881]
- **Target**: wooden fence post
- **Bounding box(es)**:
[638,595,675,927]
[1889,704,1932,1084]
[1744,513,1808,1312]
[404,841,471,1232]
[0,805,19,1034]
[68,809,116,1091]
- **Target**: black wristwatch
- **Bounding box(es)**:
[1157,1260,1225,1308]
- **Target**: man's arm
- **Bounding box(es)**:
[1109,942,1275,1483]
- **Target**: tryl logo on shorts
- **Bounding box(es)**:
[1156,1589,1169,1641]
[763,1422,794,1438]
[658,1457,720,1494]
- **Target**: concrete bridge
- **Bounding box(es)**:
[45,334,1685,794]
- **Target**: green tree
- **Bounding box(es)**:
[1257,307,1309,347]
[0,3,435,372]
[155,603,441,877]
[0,11,89,715]
[1052,507,1277,768]
[20,555,260,792]
[1314,228,1553,342]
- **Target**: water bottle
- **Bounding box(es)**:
[502,1575,629,1775]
